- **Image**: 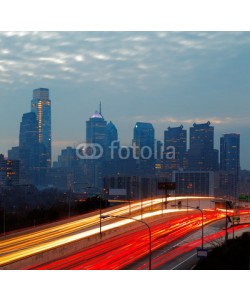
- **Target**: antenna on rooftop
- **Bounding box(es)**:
[99,101,102,115]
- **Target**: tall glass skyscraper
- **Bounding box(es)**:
[133,122,155,152]
[86,109,107,156]
[85,108,108,189]
[190,121,214,150]
[220,133,240,175]
[31,88,51,167]
[219,133,240,199]
[19,112,46,185]
[19,112,38,148]
[187,121,219,171]
[133,122,155,176]
[164,125,187,170]
[106,121,118,146]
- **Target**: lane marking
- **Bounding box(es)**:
[170,252,197,270]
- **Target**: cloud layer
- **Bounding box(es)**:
[0,31,250,89]
[0,31,250,168]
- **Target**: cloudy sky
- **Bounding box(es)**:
[0,31,250,168]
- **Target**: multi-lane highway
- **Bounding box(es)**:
[27,209,226,270]
[27,208,250,270]
[1,195,249,270]
[148,223,250,270]
[0,196,213,268]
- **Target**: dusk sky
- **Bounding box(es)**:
[0,31,250,168]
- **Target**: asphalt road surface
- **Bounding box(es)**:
[125,219,226,270]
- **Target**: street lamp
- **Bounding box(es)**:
[101,214,152,270]
[172,203,204,249]
[84,185,103,238]
[98,195,102,238]
[225,200,233,244]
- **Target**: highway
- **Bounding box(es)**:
[132,220,226,270]
[1,195,249,269]
[27,209,226,270]
[0,196,213,267]
[133,222,250,270]
[27,209,250,270]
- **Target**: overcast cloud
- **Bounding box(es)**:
[0,31,249,168]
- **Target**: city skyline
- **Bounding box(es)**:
[1,86,246,169]
[0,32,249,168]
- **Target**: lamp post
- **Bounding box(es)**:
[172,204,204,249]
[225,200,233,244]
[99,195,102,238]
[101,214,152,270]
[84,185,102,238]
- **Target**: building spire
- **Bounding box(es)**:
[99,101,102,115]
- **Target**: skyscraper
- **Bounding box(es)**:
[31,88,51,168]
[85,106,107,188]
[217,134,240,199]
[86,110,107,150]
[187,121,219,171]
[106,121,118,147]
[106,121,119,159]
[19,112,39,148]
[220,133,240,175]
[133,122,155,176]
[19,112,45,185]
[133,122,155,154]
[164,125,187,170]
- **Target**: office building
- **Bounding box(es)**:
[0,154,20,186]
[50,147,79,191]
[31,88,51,168]
[19,112,38,184]
[107,121,118,148]
[86,108,107,159]
[133,122,155,153]
[215,171,239,200]
[220,133,240,175]
[103,175,159,200]
[219,133,240,199]
[133,122,155,176]
[173,170,215,196]
[187,121,219,171]
[8,146,20,161]
[19,112,47,185]
[164,125,187,170]
[85,106,108,189]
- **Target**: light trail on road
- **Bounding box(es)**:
[142,223,250,270]
[28,209,225,270]
[0,196,214,267]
